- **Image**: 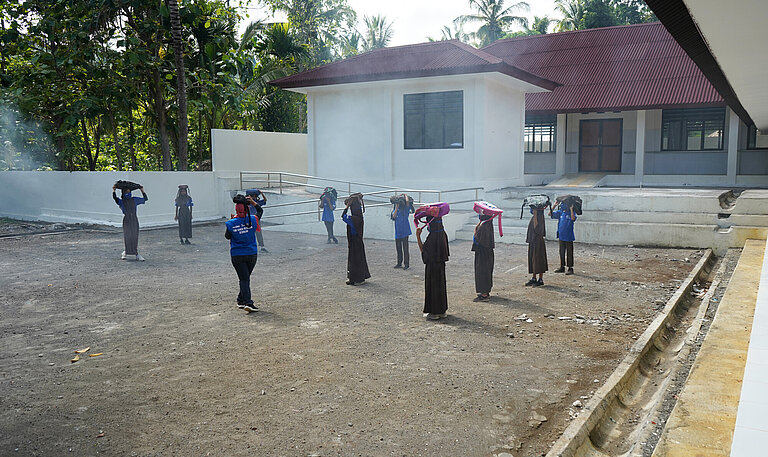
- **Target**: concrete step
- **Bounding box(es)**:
[491,187,729,214]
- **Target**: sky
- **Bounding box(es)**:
[239,0,561,47]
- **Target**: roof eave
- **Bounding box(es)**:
[270,64,559,92]
[644,0,754,126]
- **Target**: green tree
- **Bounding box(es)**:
[611,0,656,25]
[361,15,394,51]
[581,0,617,29]
[455,0,530,46]
[264,0,356,66]
[166,0,189,170]
[530,16,552,34]
[554,0,585,31]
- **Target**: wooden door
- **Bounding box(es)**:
[579,119,622,172]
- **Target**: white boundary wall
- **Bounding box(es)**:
[211,129,307,174]
[0,171,224,227]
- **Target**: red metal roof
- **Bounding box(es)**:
[482,22,725,113]
[270,40,559,91]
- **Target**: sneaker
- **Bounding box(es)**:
[394,264,402,269]
[554,267,565,273]
[525,278,537,286]
[333,238,338,244]
[534,278,544,286]
[135,254,145,262]
[180,239,185,245]
[237,303,246,309]
[327,239,332,244]
[426,313,441,320]
[184,239,191,245]
[403,265,409,270]
[260,247,269,253]
[243,305,258,313]
[346,280,355,286]
[120,251,126,260]
[566,268,574,275]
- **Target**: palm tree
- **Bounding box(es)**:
[166,0,188,170]
[433,23,471,42]
[530,16,552,34]
[555,0,585,32]
[455,0,530,46]
[361,15,393,51]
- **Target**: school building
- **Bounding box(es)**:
[271,22,768,190]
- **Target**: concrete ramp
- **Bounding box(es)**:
[546,173,607,187]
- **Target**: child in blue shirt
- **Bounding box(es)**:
[550,201,576,275]
[225,195,260,312]
[319,188,338,244]
[391,194,414,270]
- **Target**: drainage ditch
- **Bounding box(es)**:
[545,248,736,457]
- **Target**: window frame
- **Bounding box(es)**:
[661,107,726,152]
[747,124,768,150]
[403,90,464,150]
[524,114,557,154]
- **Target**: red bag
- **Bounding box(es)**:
[473,201,504,237]
[413,202,450,228]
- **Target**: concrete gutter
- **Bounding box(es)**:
[545,249,714,457]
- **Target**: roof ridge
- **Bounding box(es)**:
[482,21,663,50]
[447,40,502,64]
[286,40,454,78]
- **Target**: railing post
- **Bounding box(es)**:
[240,172,243,190]
[279,173,283,195]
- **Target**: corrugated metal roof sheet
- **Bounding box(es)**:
[482,22,724,112]
[270,40,558,90]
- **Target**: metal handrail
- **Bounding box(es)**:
[237,170,482,222]
[260,199,480,221]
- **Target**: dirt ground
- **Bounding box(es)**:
[0,220,704,457]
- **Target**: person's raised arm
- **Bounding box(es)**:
[140,186,148,201]
[416,226,424,252]
[570,205,575,221]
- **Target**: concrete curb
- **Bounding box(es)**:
[544,249,714,457]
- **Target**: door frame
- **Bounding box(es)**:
[578,118,623,172]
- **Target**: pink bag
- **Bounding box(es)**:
[413,202,450,228]
[473,201,504,237]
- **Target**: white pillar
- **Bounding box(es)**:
[306,94,317,176]
[635,110,646,186]
[556,113,567,176]
[727,107,739,184]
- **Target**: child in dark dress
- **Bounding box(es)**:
[174,185,193,244]
[525,208,547,286]
[416,216,450,320]
[472,214,495,300]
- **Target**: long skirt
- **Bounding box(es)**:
[347,236,371,283]
[527,237,548,274]
[123,213,139,255]
[474,248,494,294]
[177,206,192,238]
[423,261,448,314]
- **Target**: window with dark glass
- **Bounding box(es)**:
[404,91,463,149]
[747,125,768,149]
[525,114,557,153]
[661,108,725,151]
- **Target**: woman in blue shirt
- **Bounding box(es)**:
[112,183,148,261]
[225,195,260,312]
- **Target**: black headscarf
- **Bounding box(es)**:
[422,216,450,263]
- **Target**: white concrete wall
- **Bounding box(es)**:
[0,171,224,226]
[306,73,531,191]
[211,129,307,174]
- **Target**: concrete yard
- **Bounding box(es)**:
[0,221,706,456]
